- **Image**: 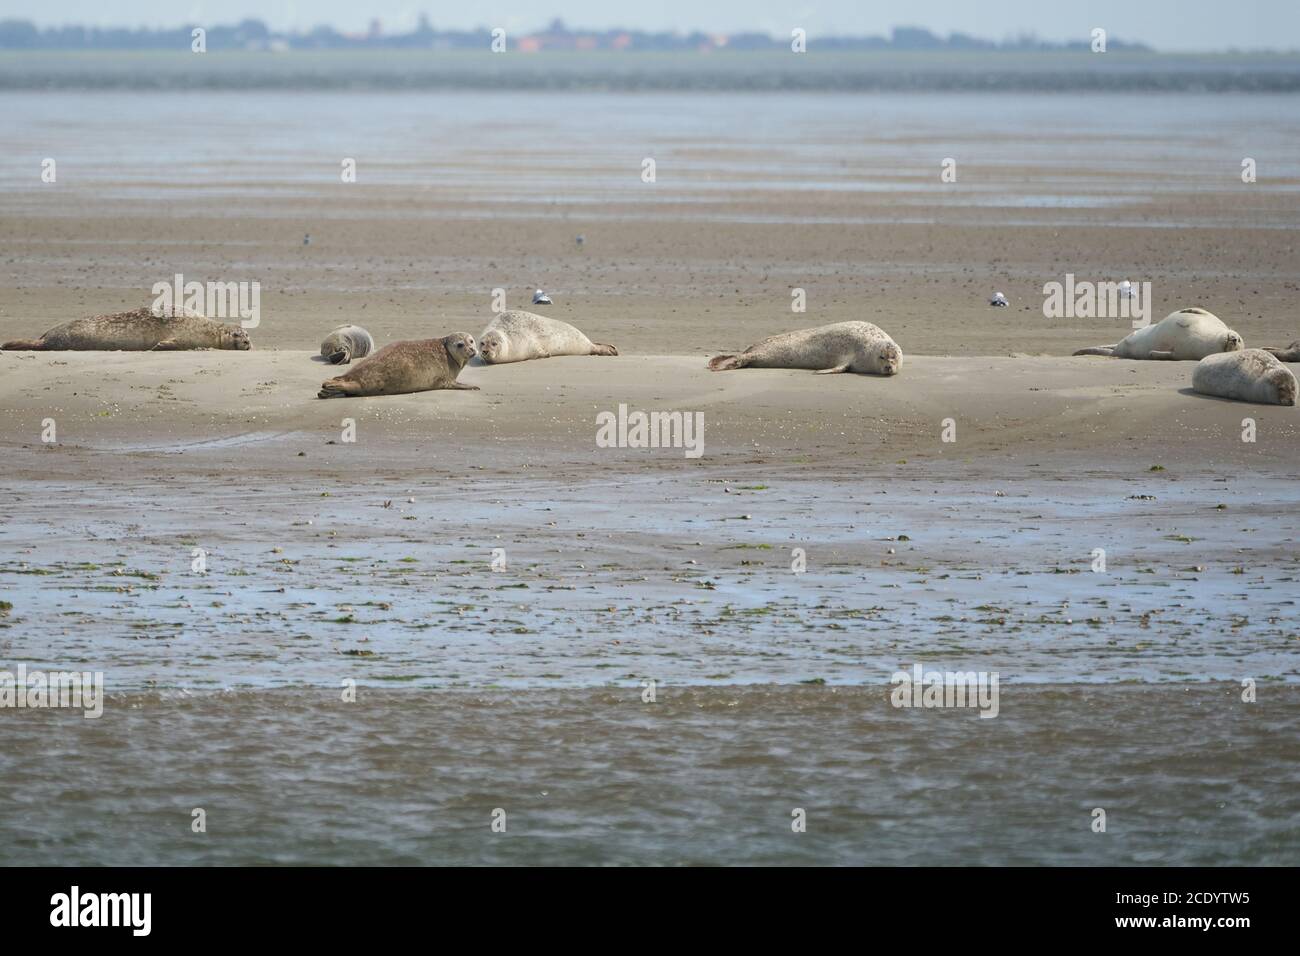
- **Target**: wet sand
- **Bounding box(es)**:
[3,90,1300,363]
[2,448,1297,690]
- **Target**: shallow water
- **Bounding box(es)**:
[1,467,1296,691]
[1,684,1296,866]
[2,90,1299,229]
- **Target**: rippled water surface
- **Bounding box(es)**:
[3,684,1297,866]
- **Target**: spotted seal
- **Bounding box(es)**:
[708,320,902,375]
[318,333,478,398]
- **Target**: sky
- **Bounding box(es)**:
[2,1,1298,52]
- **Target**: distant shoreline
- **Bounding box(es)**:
[5,49,1300,92]
[0,19,1153,55]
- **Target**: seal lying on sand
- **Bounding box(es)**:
[708,321,902,375]
[1,307,251,351]
[1192,349,1297,406]
[1073,308,1242,360]
[320,325,375,365]
[477,310,617,364]
[1262,342,1300,363]
[318,333,478,398]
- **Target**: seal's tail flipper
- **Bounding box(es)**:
[328,349,351,364]
[1,339,45,350]
[590,343,618,356]
[1263,343,1300,362]
[708,354,748,371]
[1072,346,1116,357]
[318,378,360,399]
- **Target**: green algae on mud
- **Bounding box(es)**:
[1,462,1296,691]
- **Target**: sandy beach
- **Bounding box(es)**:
[3,348,1298,465]
[1,84,1298,866]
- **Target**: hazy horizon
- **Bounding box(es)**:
[1,0,1298,53]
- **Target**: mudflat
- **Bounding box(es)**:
[1,86,1298,865]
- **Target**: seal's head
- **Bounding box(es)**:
[478,329,508,364]
[443,332,477,368]
[876,342,902,376]
[224,326,252,350]
[1224,330,1245,353]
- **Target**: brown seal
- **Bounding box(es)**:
[318,333,479,398]
[1,307,251,351]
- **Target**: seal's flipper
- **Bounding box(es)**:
[328,349,351,364]
[707,354,747,371]
[1263,342,1300,362]
[449,382,480,390]
[589,343,618,356]
[1148,350,1177,360]
[0,338,45,350]
[814,363,851,374]
[1072,346,1117,357]
[318,377,361,399]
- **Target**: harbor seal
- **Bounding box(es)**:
[318,333,478,398]
[1073,308,1243,360]
[1,307,251,351]
[477,310,617,365]
[1262,341,1300,363]
[707,321,902,375]
[320,325,375,365]
[1192,349,1297,406]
